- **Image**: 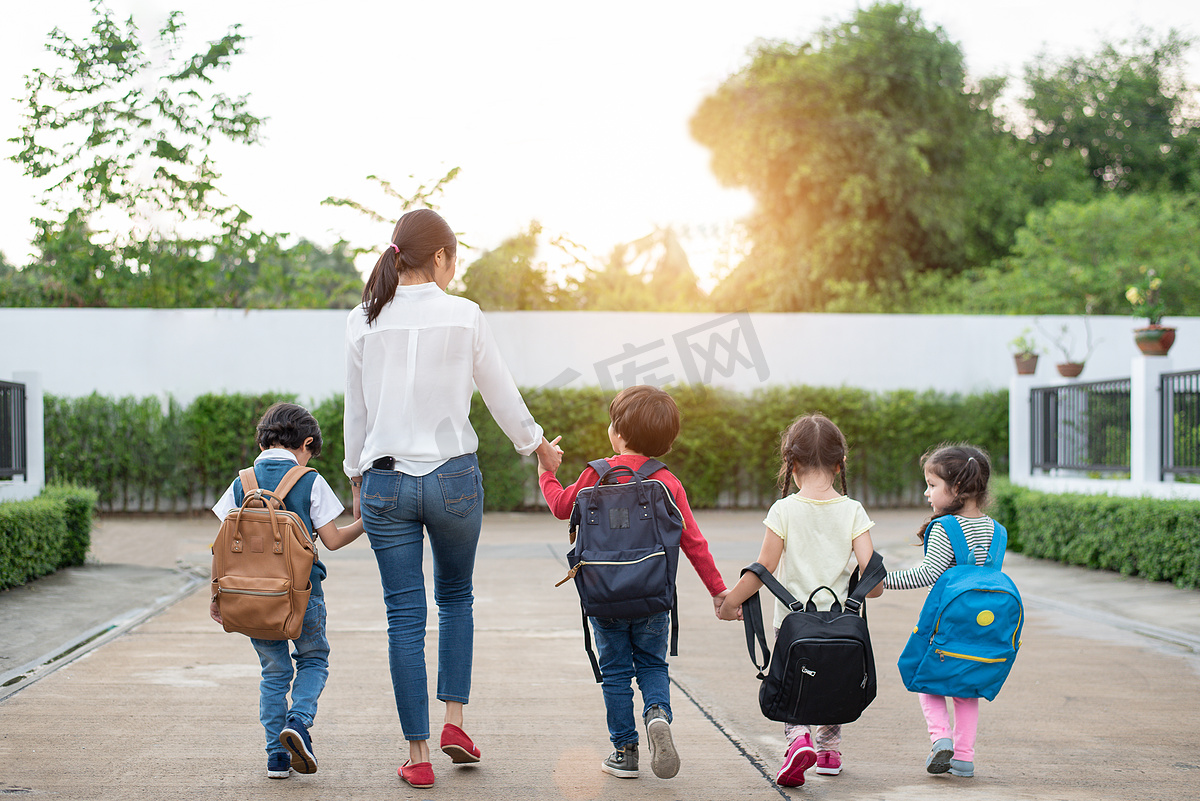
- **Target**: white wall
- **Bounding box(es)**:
[3,307,1196,405]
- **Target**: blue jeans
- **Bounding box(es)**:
[361,453,484,741]
[591,611,673,748]
[251,596,329,756]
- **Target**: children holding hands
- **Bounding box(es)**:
[537,385,729,781]
[210,402,363,779]
[718,413,883,787]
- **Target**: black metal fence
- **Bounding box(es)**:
[1031,378,1132,472]
[1162,369,1200,479]
[0,380,27,479]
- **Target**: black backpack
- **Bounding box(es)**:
[556,458,684,681]
[740,552,886,725]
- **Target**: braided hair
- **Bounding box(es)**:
[915,443,992,543]
[776,413,849,498]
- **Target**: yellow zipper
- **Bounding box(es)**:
[936,649,1007,663]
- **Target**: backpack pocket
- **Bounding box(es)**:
[574,548,671,616]
[216,575,295,635]
[911,638,1017,700]
[765,638,872,725]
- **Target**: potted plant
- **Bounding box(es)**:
[1126,267,1175,355]
[1038,316,1097,379]
[1009,329,1041,375]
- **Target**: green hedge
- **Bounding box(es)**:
[0,485,98,590]
[44,387,1009,513]
[991,480,1200,589]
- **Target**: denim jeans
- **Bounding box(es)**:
[590,611,672,747]
[251,596,329,756]
[360,453,484,741]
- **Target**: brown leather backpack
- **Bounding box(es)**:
[211,465,317,640]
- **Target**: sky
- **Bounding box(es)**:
[2,0,1199,289]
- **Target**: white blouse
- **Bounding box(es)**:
[343,283,544,478]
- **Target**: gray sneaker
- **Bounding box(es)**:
[926,738,953,774]
[949,759,974,777]
[601,743,639,778]
[644,705,680,779]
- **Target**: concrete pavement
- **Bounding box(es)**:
[1,508,1199,800]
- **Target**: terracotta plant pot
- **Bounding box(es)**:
[1056,362,1084,378]
[1013,353,1038,375]
[1134,325,1176,356]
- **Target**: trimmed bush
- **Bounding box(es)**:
[990,480,1200,589]
[0,485,98,590]
[43,387,1010,514]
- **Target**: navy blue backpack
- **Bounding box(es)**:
[896,515,1023,701]
[556,458,684,681]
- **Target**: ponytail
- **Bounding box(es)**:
[362,248,402,325]
[360,209,458,326]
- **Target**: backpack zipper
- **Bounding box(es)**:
[218,587,288,598]
[936,649,1007,663]
[555,551,665,586]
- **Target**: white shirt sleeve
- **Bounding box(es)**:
[309,473,345,532]
[472,310,543,455]
[343,309,367,478]
[212,479,239,521]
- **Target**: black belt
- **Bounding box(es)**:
[372,456,397,471]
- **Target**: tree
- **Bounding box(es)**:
[459,222,558,310]
[692,2,1034,312]
[956,193,1200,316]
[557,227,709,311]
[1022,31,1200,194]
[7,2,265,307]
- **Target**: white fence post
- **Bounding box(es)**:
[1130,354,1171,486]
[1009,373,1034,487]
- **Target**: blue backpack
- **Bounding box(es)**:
[556,458,684,681]
[896,515,1023,701]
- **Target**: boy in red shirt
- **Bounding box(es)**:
[538,385,728,781]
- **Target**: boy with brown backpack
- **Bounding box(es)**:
[210,402,362,779]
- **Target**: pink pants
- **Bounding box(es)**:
[918,694,979,761]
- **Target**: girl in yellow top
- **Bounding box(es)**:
[719,413,882,787]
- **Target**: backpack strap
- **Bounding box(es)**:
[844,551,886,613]
[738,562,801,679]
[933,514,1007,569]
[634,458,666,480]
[987,521,1009,569]
[929,514,972,566]
[579,588,679,685]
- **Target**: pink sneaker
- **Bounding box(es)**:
[776,734,817,787]
[814,750,842,775]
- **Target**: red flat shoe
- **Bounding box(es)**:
[399,760,435,788]
[440,723,481,763]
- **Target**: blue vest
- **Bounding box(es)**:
[233,459,328,597]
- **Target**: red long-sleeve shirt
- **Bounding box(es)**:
[539,454,727,597]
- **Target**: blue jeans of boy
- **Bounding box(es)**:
[590,611,673,747]
[360,454,484,741]
[251,595,329,756]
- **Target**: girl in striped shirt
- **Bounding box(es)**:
[885,444,996,780]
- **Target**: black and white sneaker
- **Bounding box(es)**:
[644,705,680,779]
[601,743,639,778]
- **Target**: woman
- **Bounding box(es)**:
[343,208,561,789]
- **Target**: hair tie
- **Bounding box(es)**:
[388,243,400,254]
[967,456,977,464]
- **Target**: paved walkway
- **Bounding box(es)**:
[1,509,1199,800]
